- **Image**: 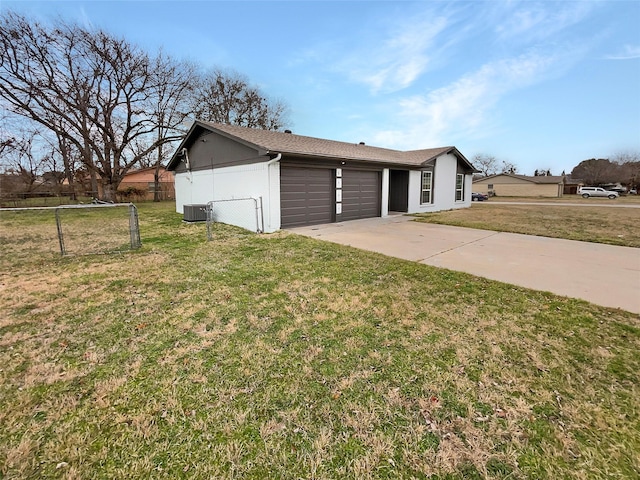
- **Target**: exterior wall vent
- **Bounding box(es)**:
[183,204,207,222]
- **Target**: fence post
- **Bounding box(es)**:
[206,202,214,241]
[258,196,264,233]
[128,204,141,249]
[54,206,66,256]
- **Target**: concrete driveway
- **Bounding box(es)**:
[289,216,640,314]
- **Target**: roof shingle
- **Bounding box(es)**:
[207,122,454,166]
[169,121,477,171]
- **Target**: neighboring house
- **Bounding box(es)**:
[473,173,566,198]
[563,177,584,195]
[167,121,478,233]
[118,167,175,201]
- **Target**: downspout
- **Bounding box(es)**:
[181,148,191,170]
[181,147,192,184]
[265,153,281,232]
[266,153,281,166]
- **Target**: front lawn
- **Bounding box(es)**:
[415,203,640,248]
[1,203,638,479]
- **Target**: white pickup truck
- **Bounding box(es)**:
[578,187,619,199]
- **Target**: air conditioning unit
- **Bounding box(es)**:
[183,204,207,222]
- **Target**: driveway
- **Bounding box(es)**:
[289,216,640,314]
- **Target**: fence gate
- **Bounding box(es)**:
[0,203,141,256]
[206,197,263,240]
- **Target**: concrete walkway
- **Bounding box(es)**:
[289,216,640,314]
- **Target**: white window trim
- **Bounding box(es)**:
[421,171,433,204]
[455,173,464,202]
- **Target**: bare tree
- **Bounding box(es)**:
[612,150,640,188]
[612,150,640,165]
[472,154,498,177]
[0,12,189,201]
[0,137,16,161]
[41,130,82,199]
[191,68,288,131]
[501,160,518,174]
[149,54,197,200]
[2,131,48,194]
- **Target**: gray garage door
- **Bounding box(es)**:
[341,170,380,221]
[280,167,333,228]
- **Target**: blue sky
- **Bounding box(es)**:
[4,0,640,175]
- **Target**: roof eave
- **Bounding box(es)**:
[444,147,481,173]
[167,120,270,171]
[277,150,418,166]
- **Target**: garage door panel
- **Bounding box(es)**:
[280,167,333,228]
[341,170,380,221]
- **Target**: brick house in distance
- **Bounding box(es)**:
[118,167,175,201]
[473,173,566,198]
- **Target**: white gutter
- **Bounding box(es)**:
[265,153,281,232]
[181,148,191,171]
[266,153,282,166]
[180,147,193,184]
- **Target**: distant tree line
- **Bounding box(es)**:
[570,153,640,188]
[472,151,640,189]
[0,11,289,201]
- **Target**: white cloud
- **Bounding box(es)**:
[495,1,596,43]
[605,44,640,60]
[337,12,450,94]
[370,51,565,149]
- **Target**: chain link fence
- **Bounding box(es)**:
[0,203,141,257]
[206,197,263,239]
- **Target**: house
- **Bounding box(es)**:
[563,177,584,195]
[166,121,478,232]
[118,167,175,201]
[473,173,566,198]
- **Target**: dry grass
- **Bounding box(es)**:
[1,202,638,479]
[415,202,640,247]
[487,195,640,205]
[0,206,137,257]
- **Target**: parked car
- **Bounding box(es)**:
[472,192,489,201]
[578,187,619,199]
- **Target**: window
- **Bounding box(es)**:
[455,174,464,201]
[148,182,157,192]
[421,171,433,204]
[488,184,493,190]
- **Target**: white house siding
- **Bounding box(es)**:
[405,153,471,214]
[174,162,281,233]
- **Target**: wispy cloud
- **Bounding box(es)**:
[77,6,94,30]
[335,11,452,94]
[495,1,596,43]
[605,44,640,60]
[370,50,570,149]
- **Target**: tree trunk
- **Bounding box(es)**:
[90,170,99,199]
[154,142,162,202]
[59,137,76,200]
[102,182,117,202]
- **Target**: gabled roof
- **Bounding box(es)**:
[167,121,478,171]
[473,173,566,184]
[123,166,168,176]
